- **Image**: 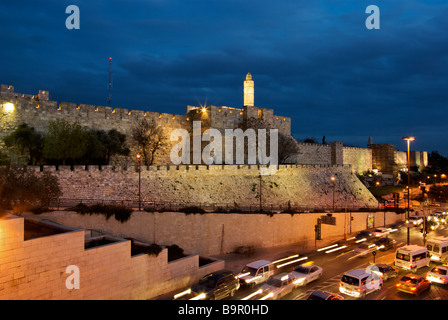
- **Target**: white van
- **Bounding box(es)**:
[395,245,431,272]
[426,236,448,263]
[238,260,275,286]
[339,269,383,298]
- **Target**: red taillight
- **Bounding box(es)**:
[396,283,401,288]
[357,288,361,292]
[339,282,342,287]
[411,287,417,291]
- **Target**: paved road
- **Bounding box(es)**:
[230,222,448,300]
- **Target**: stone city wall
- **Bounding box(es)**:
[36,209,405,256]
[343,146,373,174]
[28,164,378,210]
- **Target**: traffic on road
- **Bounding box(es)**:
[171,210,448,301]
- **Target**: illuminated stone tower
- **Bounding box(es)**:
[243,72,254,107]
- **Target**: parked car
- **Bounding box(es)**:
[375,237,396,251]
[396,274,431,296]
[306,290,344,300]
[426,266,448,285]
[260,273,297,300]
[190,269,240,300]
[289,264,322,286]
[367,263,399,281]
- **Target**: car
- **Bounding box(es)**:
[238,260,274,287]
[355,230,373,241]
[289,263,323,286]
[190,269,240,300]
[260,273,297,300]
[371,227,391,238]
[306,290,344,300]
[374,237,396,251]
[396,274,431,296]
[407,215,423,227]
[353,243,376,257]
[426,266,448,285]
[339,269,383,298]
[428,220,440,231]
[367,264,399,281]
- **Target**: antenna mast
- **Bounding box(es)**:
[108,57,112,108]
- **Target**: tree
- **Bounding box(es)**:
[3,123,43,165]
[0,167,62,213]
[83,129,130,165]
[42,119,89,165]
[131,118,167,165]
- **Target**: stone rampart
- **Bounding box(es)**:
[35,209,404,256]
[30,164,378,209]
[343,146,373,174]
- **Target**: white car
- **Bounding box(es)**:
[260,273,297,300]
[290,264,323,286]
[407,216,423,226]
[426,266,448,285]
[371,228,391,237]
[353,243,376,257]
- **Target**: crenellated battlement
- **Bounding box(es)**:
[0,84,289,138]
[30,163,352,175]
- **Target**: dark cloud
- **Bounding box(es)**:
[0,0,447,154]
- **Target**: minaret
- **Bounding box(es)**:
[244,72,254,107]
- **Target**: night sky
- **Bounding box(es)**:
[1,1,447,155]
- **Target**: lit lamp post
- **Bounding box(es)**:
[402,136,415,245]
[330,176,336,212]
[136,154,142,211]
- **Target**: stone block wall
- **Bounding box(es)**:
[36,209,405,257]
[0,215,224,300]
[343,146,373,174]
[31,164,378,210]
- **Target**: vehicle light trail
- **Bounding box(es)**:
[325,245,347,254]
[317,244,338,252]
[174,288,191,299]
[241,289,262,300]
[272,254,299,264]
[276,256,308,268]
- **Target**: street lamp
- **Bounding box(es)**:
[136,154,142,211]
[402,136,415,245]
[330,176,336,212]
